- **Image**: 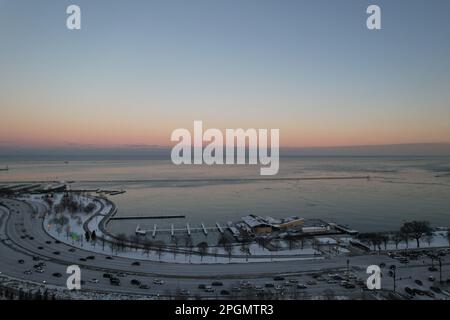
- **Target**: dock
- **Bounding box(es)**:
[111,215,185,221]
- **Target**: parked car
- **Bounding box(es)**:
[220,290,230,295]
[212,281,223,286]
[198,284,206,290]
[18,259,25,264]
[131,261,140,266]
[153,279,164,285]
[131,279,141,286]
[52,272,62,278]
[273,276,285,281]
[89,279,99,284]
[415,279,423,286]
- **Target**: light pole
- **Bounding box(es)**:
[389,265,397,293]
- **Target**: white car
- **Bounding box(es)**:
[153,279,164,285]
[89,279,99,284]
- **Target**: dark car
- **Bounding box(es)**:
[131,279,141,286]
[131,261,140,266]
[110,277,120,286]
[273,276,285,281]
[428,266,438,272]
[404,287,415,295]
[32,256,40,261]
[105,256,113,260]
[430,286,442,294]
[139,284,149,290]
[55,240,61,244]
[415,279,423,286]
[212,281,223,286]
[45,241,52,244]
[297,284,307,289]
[37,246,44,250]
[68,248,76,252]
[198,284,206,289]
[18,259,25,264]
[79,258,87,262]
[220,290,230,295]
[53,251,60,255]
[52,272,62,278]
[103,273,112,278]
[86,255,95,260]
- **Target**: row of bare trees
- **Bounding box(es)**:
[359,220,439,251]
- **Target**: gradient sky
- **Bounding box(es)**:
[1,0,450,148]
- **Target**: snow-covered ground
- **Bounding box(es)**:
[26,194,325,264]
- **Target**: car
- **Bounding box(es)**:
[153,279,164,285]
[35,268,45,273]
[53,251,60,255]
[116,273,126,278]
[288,279,299,284]
[424,291,435,298]
[139,284,149,290]
[179,289,190,296]
[23,270,33,275]
[430,286,442,294]
[428,266,438,272]
[68,248,76,252]
[198,284,206,289]
[79,258,87,262]
[55,240,61,244]
[28,236,34,240]
[45,241,52,244]
[265,283,274,288]
[255,285,264,291]
[415,279,423,286]
[110,277,120,286]
[379,262,386,268]
[103,273,112,278]
[220,290,230,295]
[297,284,307,289]
[231,286,241,292]
[344,283,356,289]
[404,287,415,295]
[37,246,44,250]
[32,256,40,261]
[131,261,140,266]
[18,259,25,264]
[212,281,223,286]
[52,272,62,278]
[204,286,214,293]
[306,280,317,285]
[413,289,425,296]
[86,255,95,260]
[131,279,141,286]
[105,256,113,260]
[89,279,99,284]
[428,276,435,282]
[273,276,285,281]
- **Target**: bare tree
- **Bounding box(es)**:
[400,221,431,248]
[197,242,209,262]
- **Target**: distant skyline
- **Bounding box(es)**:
[1,0,450,149]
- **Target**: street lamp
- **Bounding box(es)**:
[389,265,397,293]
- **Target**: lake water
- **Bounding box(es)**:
[1,157,450,233]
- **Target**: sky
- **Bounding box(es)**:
[1,0,450,150]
